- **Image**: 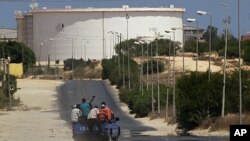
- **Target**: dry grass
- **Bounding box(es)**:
[199,113,250,131]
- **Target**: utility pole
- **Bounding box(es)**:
[126,13,131,90]
[71,38,74,79]
[221,3,229,118]
[118,33,121,77]
[238,0,242,125]
[156,40,160,114]
[7,57,11,110]
[166,36,171,118]
[150,42,155,116]
[2,40,6,82]
[146,42,149,90]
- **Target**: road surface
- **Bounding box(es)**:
[57,80,229,141]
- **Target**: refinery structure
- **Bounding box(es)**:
[16,3,185,65]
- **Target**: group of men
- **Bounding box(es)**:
[70,97,114,135]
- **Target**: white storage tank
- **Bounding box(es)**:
[17,5,185,64]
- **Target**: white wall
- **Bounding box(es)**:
[32,10,183,64]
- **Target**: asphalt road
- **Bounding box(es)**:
[56,80,229,141]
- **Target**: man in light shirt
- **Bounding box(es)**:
[87,105,99,132]
[70,104,82,137]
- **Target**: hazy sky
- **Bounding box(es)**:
[0,0,250,37]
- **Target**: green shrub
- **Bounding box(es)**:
[133,94,151,117]
[142,60,164,75]
[243,42,250,64]
[0,88,8,108]
[2,74,17,98]
[64,58,89,70]
[176,70,250,131]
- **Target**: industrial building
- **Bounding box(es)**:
[16,4,185,65]
[0,28,17,41]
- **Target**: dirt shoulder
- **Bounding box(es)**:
[0,79,73,141]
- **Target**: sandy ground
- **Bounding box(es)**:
[174,56,222,72]
[0,79,73,141]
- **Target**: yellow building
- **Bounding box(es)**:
[9,63,23,78]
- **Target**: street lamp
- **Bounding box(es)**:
[145,40,150,90]
[117,33,123,78]
[134,40,144,96]
[49,38,54,70]
[221,2,229,119]
[156,39,160,114]
[2,40,6,80]
[114,32,120,72]
[81,39,84,59]
[197,10,213,82]
[71,38,74,79]
[164,34,171,118]
[171,27,185,73]
[110,31,116,58]
[126,13,131,89]
[50,38,57,77]
[165,30,176,119]
[108,31,114,58]
[150,41,155,116]
[187,18,199,73]
[238,0,242,125]
[7,56,12,109]
[84,40,88,61]
[39,42,43,66]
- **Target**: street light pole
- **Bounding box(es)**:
[108,31,114,58]
[71,38,74,79]
[81,39,84,59]
[150,41,155,116]
[146,41,149,90]
[48,38,54,74]
[140,40,144,96]
[39,42,43,66]
[164,34,171,118]
[122,38,125,88]
[197,10,213,82]
[187,18,199,73]
[165,30,176,119]
[118,33,122,77]
[238,0,242,124]
[2,41,5,80]
[171,27,185,72]
[50,38,57,77]
[221,3,229,119]
[7,56,11,110]
[126,13,131,90]
[156,39,160,114]
[84,41,88,61]
[134,41,144,96]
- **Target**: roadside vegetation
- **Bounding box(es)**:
[0,41,35,109]
[101,26,250,132]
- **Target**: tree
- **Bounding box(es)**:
[116,39,180,57]
[202,26,220,52]
[242,40,250,64]
[0,41,36,73]
[202,26,219,42]
[176,72,223,130]
[217,30,239,58]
